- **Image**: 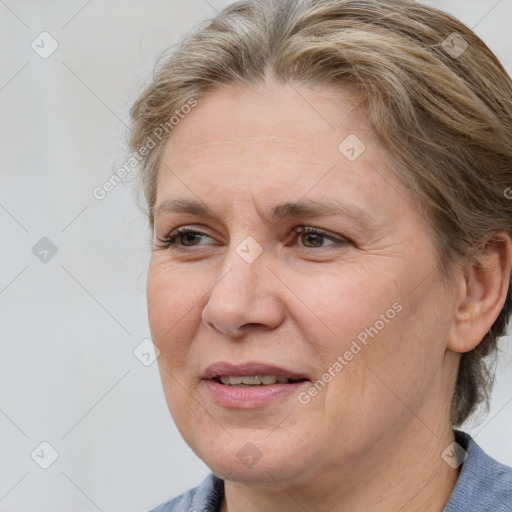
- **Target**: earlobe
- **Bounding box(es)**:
[447,232,512,354]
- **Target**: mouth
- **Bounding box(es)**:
[201,362,311,408]
[213,375,308,387]
[202,361,310,384]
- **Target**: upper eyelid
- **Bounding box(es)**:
[159,225,347,245]
[167,225,340,237]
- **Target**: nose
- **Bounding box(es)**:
[201,243,284,337]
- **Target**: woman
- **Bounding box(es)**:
[129,0,512,510]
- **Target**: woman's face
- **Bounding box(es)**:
[147,80,460,487]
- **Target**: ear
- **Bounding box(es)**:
[447,232,512,354]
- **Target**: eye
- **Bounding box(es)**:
[155,226,212,249]
[155,225,349,251]
[290,226,348,249]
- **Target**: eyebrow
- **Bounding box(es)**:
[153,197,379,232]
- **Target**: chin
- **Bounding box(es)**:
[191,436,314,488]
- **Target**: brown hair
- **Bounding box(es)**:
[129,0,512,426]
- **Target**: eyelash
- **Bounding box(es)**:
[155,226,349,251]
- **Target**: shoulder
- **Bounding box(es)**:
[147,473,224,512]
[444,430,512,512]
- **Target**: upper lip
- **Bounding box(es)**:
[202,361,310,381]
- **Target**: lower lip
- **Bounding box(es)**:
[203,379,309,409]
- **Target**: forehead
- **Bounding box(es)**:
[154,80,411,233]
[163,80,370,156]
[157,80,385,182]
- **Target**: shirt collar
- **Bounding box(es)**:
[443,429,512,511]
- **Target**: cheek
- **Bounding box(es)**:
[282,263,403,359]
[295,260,449,404]
[146,260,204,357]
[147,264,207,434]
[319,280,452,436]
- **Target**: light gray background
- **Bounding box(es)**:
[0,1,511,511]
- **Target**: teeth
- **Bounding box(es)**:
[219,376,241,385]
[218,375,290,386]
[242,375,262,385]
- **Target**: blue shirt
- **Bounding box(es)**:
[148,430,512,511]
